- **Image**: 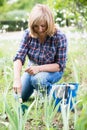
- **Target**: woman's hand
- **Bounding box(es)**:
[25,66,40,75]
[13,79,22,94]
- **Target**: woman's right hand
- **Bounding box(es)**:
[13,79,22,94]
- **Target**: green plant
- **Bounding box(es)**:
[75,103,87,130]
[43,93,60,130]
[4,97,36,130]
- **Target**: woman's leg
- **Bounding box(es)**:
[21,72,34,101]
[31,71,63,94]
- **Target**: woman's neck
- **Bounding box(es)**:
[39,38,45,43]
[38,34,47,43]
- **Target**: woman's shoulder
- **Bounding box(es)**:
[53,28,67,42]
[54,29,66,38]
[24,28,30,35]
[53,28,67,46]
[22,28,32,39]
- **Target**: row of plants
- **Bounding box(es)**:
[0,57,87,130]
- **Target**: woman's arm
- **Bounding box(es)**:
[13,30,30,93]
[38,63,60,72]
[13,59,22,94]
[25,63,60,75]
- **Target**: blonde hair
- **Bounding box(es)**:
[28,4,56,37]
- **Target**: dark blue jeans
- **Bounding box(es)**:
[21,71,63,101]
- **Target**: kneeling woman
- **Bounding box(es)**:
[13,4,68,102]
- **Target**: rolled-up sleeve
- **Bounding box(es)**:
[13,29,30,65]
[56,33,68,71]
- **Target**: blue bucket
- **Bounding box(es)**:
[52,83,79,112]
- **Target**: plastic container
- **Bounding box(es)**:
[52,83,79,112]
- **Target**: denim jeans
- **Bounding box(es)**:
[21,71,63,101]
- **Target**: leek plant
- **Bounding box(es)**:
[61,92,72,130]
[2,64,36,130]
[43,92,60,130]
[4,96,36,130]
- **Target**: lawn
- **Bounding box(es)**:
[0,27,87,130]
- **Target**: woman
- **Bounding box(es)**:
[13,4,68,102]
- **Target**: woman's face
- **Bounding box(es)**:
[33,20,47,37]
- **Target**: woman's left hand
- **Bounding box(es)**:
[25,66,40,75]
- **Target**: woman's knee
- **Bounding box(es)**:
[31,73,47,89]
